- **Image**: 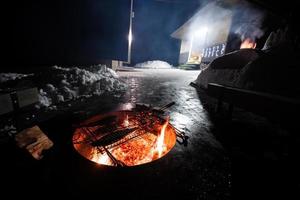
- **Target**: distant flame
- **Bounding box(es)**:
[240,38,256,49]
[123,115,129,127]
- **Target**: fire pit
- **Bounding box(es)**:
[72,102,188,167]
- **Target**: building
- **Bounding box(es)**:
[171,0,268,66]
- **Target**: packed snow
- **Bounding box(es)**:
[134,60,173,69]
[0,73,33,83]
[35,65,127,108]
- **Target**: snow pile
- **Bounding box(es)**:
[0,73,33,83]
[134,60,173,69]
[36,65,127,108]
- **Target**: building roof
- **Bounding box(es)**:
[171,0,297,40]
[171,1,232,40]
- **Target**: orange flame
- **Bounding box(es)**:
[73,112,176,167]
[155,117,169,157]
[91,149,111,165]
[240,38,256,49]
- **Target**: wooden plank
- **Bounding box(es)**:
[15,126,53,160]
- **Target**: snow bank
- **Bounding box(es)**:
[134,60,173,69]
[0,73,33,83]
[262,27,290,51]
[35,65,127,108]
[195,47,300,98]
[234,49,300,98]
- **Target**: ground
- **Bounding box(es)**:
[1,68,298,199]
[117,69,231,198]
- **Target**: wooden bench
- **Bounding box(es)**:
[0,87,39,131]
[0,87,39,115]
[207,83,300,126]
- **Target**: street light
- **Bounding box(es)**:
[127,0,134,64]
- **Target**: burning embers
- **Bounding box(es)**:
[72,103,187,167]
[240,38,257,49]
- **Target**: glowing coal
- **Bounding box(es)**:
[73,111,177,167]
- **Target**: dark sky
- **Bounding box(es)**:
[9,0,130,67]
[4,0,298,69]
[6,0,201,69]
[131,0,201,65]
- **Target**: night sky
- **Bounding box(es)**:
[6,0,202,69]
[131,0,201,65]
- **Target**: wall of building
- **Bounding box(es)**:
[201,14,232,63]
[178,40,190,64]
[179,13,232,64]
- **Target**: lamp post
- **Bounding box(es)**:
[127,0,134,64]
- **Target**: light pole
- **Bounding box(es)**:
[127,0,134,64]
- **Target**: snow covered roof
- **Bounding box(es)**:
[171,2,232,40]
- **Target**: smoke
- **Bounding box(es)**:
[231,0,266,41]
[183,0,266,45]
[186,1,232,40]
[179,0,232,59]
